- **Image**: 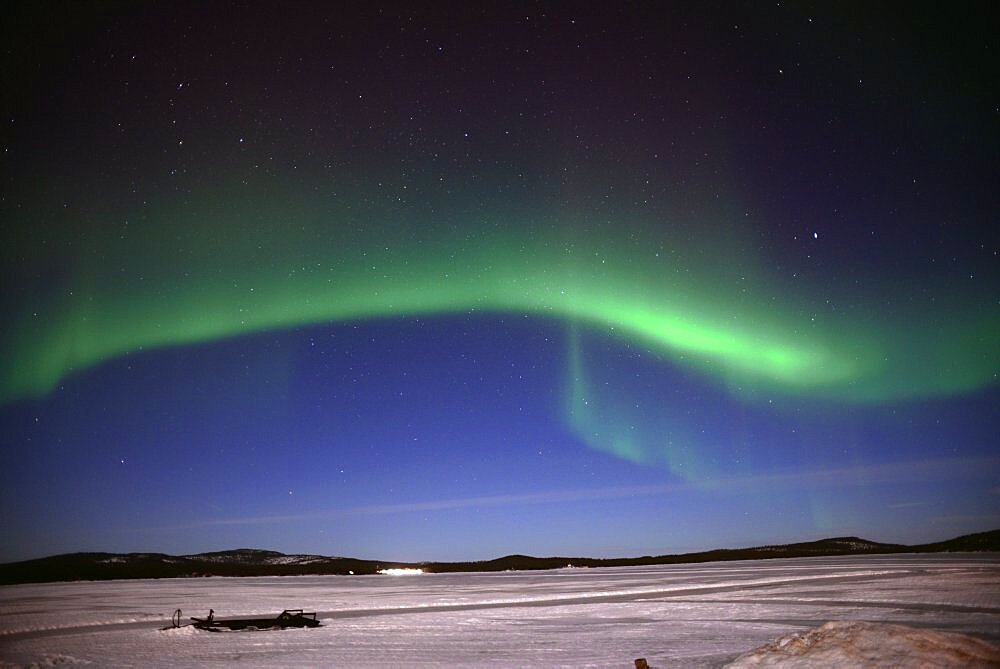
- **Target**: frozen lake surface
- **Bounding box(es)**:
[2,553,998,667]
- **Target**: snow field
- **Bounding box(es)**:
[1,553,997,667]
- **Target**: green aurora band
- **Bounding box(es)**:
[2,185,997,412]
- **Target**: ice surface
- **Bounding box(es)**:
[1,553,997,667]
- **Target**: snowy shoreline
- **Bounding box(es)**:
[2,553,998,667]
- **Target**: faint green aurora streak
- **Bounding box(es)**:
[2,188,997,414]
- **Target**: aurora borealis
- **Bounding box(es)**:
[1,3,997,562]
[6,189,993,406]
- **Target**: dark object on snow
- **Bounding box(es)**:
[160,608,185,630]
[634,659,649,669]
[188,609,322,632]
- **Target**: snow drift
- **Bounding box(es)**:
[728,620,1000,668]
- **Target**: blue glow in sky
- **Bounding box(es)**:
[0,3,997,562]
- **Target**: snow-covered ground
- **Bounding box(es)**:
[1,553,997,667]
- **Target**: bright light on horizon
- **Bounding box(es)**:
[378,568,424,576]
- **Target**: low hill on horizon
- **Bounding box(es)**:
[1,529,997,586]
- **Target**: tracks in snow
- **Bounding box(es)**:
[1,569,946,642]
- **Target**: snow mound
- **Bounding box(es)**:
[727,621,1000,668]
[28,654,93,666]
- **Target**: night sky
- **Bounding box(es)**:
[1,2,997,563]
